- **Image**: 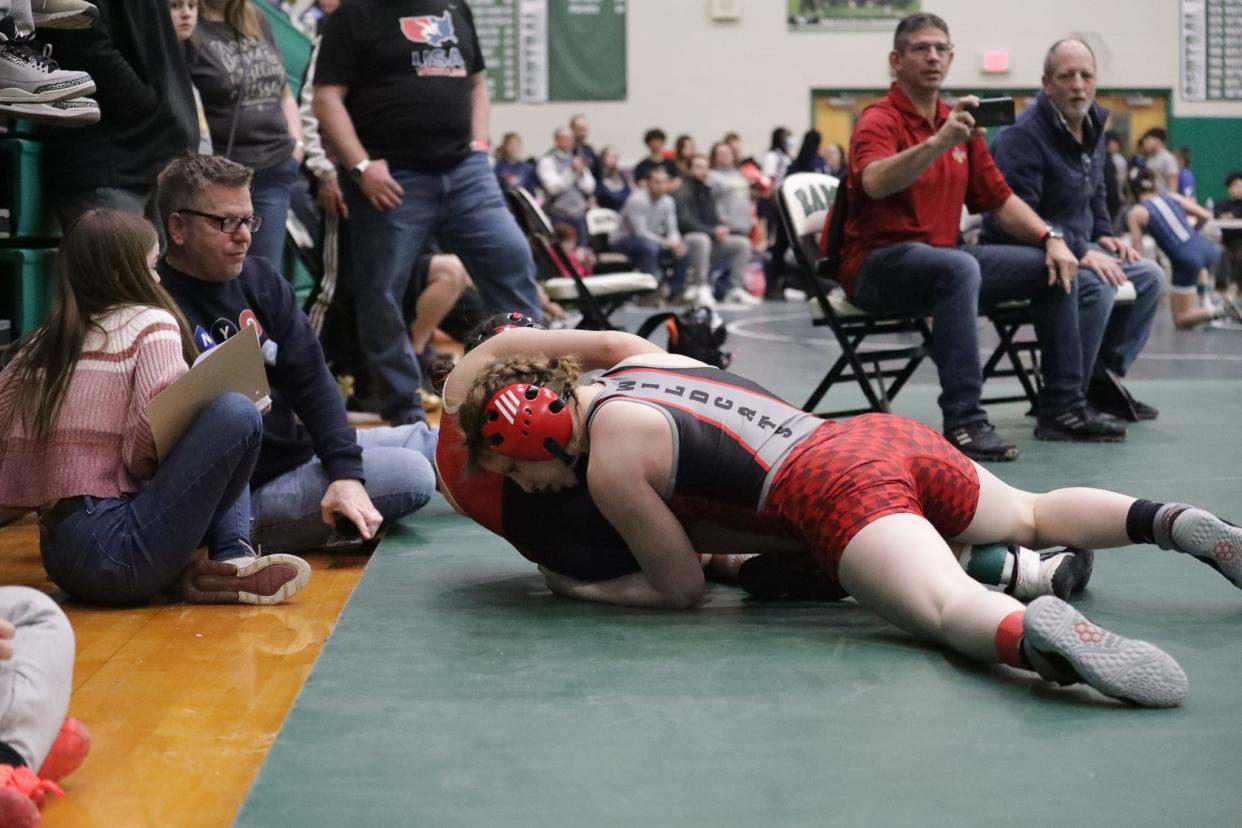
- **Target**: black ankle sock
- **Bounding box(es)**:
[0,741,25,768]
[1126,499,1164,545]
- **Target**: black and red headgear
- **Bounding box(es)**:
[482,383,574,463]
[465,311,547,353]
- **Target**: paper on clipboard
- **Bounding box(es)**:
[148,325,270,460]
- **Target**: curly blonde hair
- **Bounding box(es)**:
[457,353,584,468]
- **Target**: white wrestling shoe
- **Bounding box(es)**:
[1155,506,1242,589]
[1010,546,1094,601]
[1022,596,1187,708]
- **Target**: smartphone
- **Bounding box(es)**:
[970,97,1016,128]
[325,518,365,550]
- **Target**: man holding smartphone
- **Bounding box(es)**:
[839,13,1123,463]
[982,38,1162,422]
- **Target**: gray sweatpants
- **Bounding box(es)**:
[0,587,74,769]
[684,231,752,291]
[0,0,34,38]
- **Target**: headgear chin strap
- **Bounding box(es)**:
[482,383,575,464]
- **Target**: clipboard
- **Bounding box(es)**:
[147,325,271,460]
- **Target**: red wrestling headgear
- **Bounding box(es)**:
[482,383,575,463]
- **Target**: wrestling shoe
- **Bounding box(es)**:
[1022,595,1187,708]
[31,0,98,30]
[1009,546,1094,601]
[736,555,849,602]
[0,40,94,103]
[36,717,89,782]
[0,765,62,828]
[1154,506,1242,589]
[944,420,1019,462]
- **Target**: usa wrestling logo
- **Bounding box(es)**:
[400,11,457,47]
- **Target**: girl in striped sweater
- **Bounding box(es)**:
[0,210,309,606]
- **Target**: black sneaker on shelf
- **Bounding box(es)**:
[1034,405,1126,442]
[944,420,1020,462]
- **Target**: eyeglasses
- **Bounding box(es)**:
[177,208,263,234]
[906,42,954,56]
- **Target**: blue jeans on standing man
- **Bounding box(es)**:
[851,242,1097,429]
[249,423,438,554]
[39,393,262,606]
[343,151,541,422]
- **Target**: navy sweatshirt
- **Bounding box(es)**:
[980,94,1113,259]
[159,256,365,488]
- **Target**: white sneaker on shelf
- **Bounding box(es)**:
[31,0,98,30]
[723,286,762,306]
[0,42,94,104]
[0,94,98,125]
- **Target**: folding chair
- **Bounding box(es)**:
[505,187,658,330]
[584,207,637,274]
[777,172,930,418]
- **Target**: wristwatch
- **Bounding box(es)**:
[348,158,371,181]
[1040,226,1065,246]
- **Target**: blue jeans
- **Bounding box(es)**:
[249,155,301,273]
[39,393,262,606]
[343,152,541,420]
[1077,255,1162,383]
[613,236,690,294]
[249,423,438,554]
[852,242,1087,428]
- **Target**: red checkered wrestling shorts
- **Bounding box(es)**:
[762,413,980,572]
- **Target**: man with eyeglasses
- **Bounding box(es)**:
[981,39,1162,423]
[155,155,438,555]
[837,13,1124,463]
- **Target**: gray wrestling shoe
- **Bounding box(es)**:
[1023,596,1187,708]
[1155,506,1242,590]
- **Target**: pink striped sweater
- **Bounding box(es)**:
[0,306,188,508]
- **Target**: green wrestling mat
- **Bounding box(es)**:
[236,380,1242,827]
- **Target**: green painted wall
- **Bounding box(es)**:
[1168,115,1242,205]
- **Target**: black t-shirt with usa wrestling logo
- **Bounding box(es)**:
[315,0,484,172]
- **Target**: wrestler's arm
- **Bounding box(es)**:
[443,328,664,411]
[545,405,705,609]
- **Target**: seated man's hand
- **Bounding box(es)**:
[1045,238,1078,293]
[714,225,730,243]
[669,239,687,257]
[0,619,14,661]
[1081,249,1128,286]
[1097,235,1140,263]
[320,479,383,540]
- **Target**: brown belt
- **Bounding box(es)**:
[37,496,87,537]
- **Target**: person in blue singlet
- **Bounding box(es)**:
[1127,167,1238,328]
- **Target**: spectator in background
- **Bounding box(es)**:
[1127,167,1236,329]
[633,127,679,183]
[553,221,595,277]
[1216,171,1242,298]
[1104,130,1129,227]
[840,13,1122,461]
[611,167,689,298]
[40,0,198,232]
[569,112,597,178]
[675,153,756,307]
[822,141,848,178]
[593,145,631,211]
[983,37,1162,421]
[789,129,828,175]
[314,0,540,425]
[1139,127,1179,194]
[760,126,796,300]
[537,125,595,242]
[169,0,213,155]
[708,140,753,241]
[1175,146,1196,199]
[493,131,538,193]
[187,0,304,271]
[297,0,338,36]
[724,131,756,167]
[673,133,697,174]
